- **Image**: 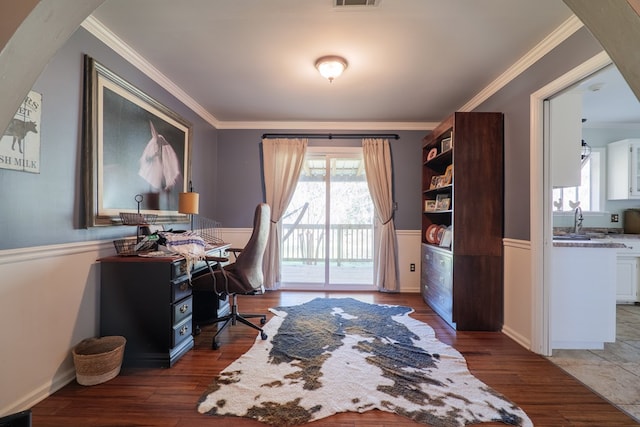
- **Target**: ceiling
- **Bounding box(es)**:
[573,64,640,127]
[89,0,609,129]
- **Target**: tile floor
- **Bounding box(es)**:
[549,304,640,422]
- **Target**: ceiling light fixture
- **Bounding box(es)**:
[315,55,348,83]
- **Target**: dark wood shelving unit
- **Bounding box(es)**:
[421,112,504,331]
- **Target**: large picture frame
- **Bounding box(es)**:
[83,55,192,227]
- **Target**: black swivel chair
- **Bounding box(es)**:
[191,203,271,349]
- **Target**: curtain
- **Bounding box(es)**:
[261,138,308,290]
[362,138,399,292]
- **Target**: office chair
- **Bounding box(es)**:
[191,203,270,349]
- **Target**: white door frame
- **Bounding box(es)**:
[529,51,611,355]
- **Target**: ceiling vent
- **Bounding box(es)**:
[334,0,378,7]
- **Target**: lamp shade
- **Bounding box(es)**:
[178,192,199,214]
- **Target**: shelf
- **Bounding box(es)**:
[422,243,452,253]
[424,184,452,195]
[424,209,452,214]
[424,149,452,169]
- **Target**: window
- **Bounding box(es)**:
[552,148,602,212]
[280,146,375,290]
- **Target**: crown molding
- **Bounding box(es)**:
[459,14,584,112]
[80,16,222,129]
[82,13,583,132]
[214,120,437,131]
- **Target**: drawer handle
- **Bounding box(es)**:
[179,263,187,275]
[179,282,189,292]
[180,304,189,313]
[180,325,189,336]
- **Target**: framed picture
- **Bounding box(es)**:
[441,137,452,153]
[430,175,441,189]
[82,55,192,227]
[424,200,436,212]
[441,164,453,186]
[435,194,451,210]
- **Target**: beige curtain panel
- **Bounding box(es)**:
[261,137,308,290]
[362,138,399,292]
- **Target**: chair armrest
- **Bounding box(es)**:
[205,256,229,263]
[227,247,243,254]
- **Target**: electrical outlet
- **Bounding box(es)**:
[611,213,619,223]
[410,263,415,272]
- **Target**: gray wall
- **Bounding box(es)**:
[0,24,608,248]
[0,27,219,250]
[215,129,425,229]
[476,27,603,240]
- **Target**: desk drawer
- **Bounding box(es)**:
[173,317,192,347]
[173,296,193,325]
[170,258,212,280]
[171,279,192,303]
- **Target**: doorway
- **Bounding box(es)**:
[280,146,375,290]
[532,50,640,354]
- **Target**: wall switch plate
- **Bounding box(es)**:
[410,263,415,272]
[611,213,619,223]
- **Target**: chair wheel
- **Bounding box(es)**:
[260,332,268,340]
[212,340,220,350]
[260,317,266,325]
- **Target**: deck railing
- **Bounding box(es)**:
[281,223,373,265]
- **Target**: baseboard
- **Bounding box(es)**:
[501,325,532,351]
[2,368,76,416]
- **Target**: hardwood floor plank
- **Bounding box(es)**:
[29,291,638,426]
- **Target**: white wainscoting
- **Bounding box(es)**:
[0,229,421,414]
[221,229,422,293]
[502,238,533,350]
[0,240,114,415]
[396,230,421,293]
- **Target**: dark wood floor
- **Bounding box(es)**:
[31,291,638,426]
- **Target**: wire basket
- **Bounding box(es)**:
[119,194,158,225]
[192,215,224,246]
[113,238,138,256]
[119,212,158,226]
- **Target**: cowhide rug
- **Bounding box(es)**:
[197,297,533,427]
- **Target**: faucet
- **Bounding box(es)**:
[574,206,583,234]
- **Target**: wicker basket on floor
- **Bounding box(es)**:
[72,336,126,386]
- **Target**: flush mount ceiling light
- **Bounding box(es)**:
[315,55,348,83]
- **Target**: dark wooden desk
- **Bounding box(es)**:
[98,244,230,368]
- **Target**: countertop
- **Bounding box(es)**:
[552,239,626,248]
[551,231,636,248]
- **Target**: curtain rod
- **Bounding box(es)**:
[261,133,399,140]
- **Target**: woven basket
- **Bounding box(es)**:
[72,336,126,386]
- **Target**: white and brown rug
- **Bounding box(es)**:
[197,297,533,427]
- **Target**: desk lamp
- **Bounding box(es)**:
[178,181,199,230]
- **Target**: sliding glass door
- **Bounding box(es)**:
[281,147,374,290]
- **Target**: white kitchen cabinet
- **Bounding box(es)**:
[616,256,638,303]
[549,92,582,188]
[607,138,640,200]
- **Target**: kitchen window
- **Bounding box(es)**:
[552,148,603,212]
